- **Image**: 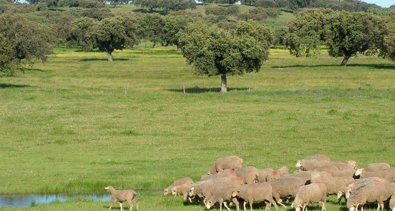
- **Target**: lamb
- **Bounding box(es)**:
[105,186,139,211]
[364,163,391,172]
[346,178,393,211]
[236,167,259,184]
[292,183,327,211]
[231,182,278,211]
[269,176,307,208]
[208,156,244,175]
[296,154,332,171]
[163,177,193,196]
[390,194,395,211]
[204,183,240,211]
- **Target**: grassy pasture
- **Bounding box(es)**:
[0,46,394,210]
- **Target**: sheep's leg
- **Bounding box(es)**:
[276,198,287,208]
[119,202,123,211]
[249,201,253,211]
[243,201,247,211]
[268,198,278,210]
[108,202,113,210]
[223,202,231,211]
[220,201,223,211]
[232,197,240,211]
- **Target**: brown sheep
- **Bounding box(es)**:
[236,167,259,184]
[105,186,139,211]
[232,182,278,211]
[163,177,193,196]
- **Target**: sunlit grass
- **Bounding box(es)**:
[0,46,394,210]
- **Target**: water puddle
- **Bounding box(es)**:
[0,194,111,208]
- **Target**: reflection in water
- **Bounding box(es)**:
[0,194,111,207]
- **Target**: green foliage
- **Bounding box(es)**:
[203,0,238,4]
[383,23,395,60]
[138,14,165,47]
[324,11,387,65]
[286,8,331,57]
[238,7,280,21]
[96,16,139,60]
[161,15,188,47]
[68,17,98,51]
[134,0,196,11]
[178,21,272,91]
[0,13,53,75]
[205,5,240,16]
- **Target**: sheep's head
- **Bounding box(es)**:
[354,168,364,177]
[163,188,170,196]
[296,160,303,169]
[188,187,195,197]
[205,198,214,209]
[171,187,177,196]
[105,186,114,192]
[231,190,240,198]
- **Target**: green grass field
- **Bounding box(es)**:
[0,46,394,210]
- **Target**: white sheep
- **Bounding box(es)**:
[346,178,393,211]
[204,183,240,211]
[296,155,332,171]
[364,163,391,172]
[390,194,395,211]
[292,183,327,211]
[269,176,307,208]
[105,186,139,211]
[231,182,278,211]
[208,156,244,175]
[236,167,259,184]
[163,177,193,196]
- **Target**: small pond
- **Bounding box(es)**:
[0,194,111,208]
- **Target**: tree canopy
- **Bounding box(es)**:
[178,21,272,92]
[0,13,54,75]
[134,0,196,12]
[286,9,387,65]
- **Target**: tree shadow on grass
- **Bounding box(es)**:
[0,83,30,89]
[167,87,251,94]
[80,58,129,62]
[272,63,395,70]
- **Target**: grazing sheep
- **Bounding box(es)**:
[105,186,139,211]
[236,167,259,184]
[231,182,278,211]
[269,176,307,208]
[296,155,332,171]
[365,163,391,172]
[202,169,236,181]
[257,168,274,183]
[204,183,240,211]
[163,177,193,196]
[288,171,312,185]
[311,171,354,196]
[355,168,394,182]
[208,156,244,175]
[346,179,393,211]
[292,183,327,211]
[171,183,192,200]
[390,194,395,211]
[275,166,289,178]
[332,160,357,169]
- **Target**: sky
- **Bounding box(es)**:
[361,0,394,8]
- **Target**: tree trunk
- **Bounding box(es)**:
[220,73,227,93]
[107,52,113,62]
[341,55,350,66]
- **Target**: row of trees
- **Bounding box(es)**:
[286,9,393,65]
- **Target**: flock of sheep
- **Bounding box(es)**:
[163,155,395,211]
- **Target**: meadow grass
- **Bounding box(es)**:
[0,46,394,210]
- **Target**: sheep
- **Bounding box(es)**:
[364,163,391,172]
[339,177,386,200]
[310,171,354,196]
[208,156,244,175]
[105,186,139,211]
[163,177,193,196]
[332,160,357,169]
[202,169,236,181]
[287,171,311,185]
[188,176,245,203]
[296,155,332,171]
[346,178,393,211]
[171,183,192,201]
[269,176,307,208]
[390,194,395,211]
[292,183,327,211]
[236,167,259,184]
[204,183,240,211]
[355,168,394,182]
[231,182,278,211]
[258,166,290,183]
